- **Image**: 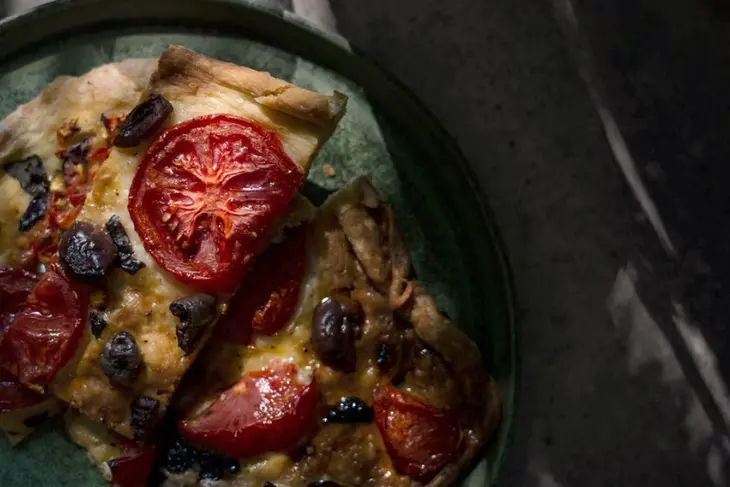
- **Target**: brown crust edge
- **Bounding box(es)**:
[146,45,347,131]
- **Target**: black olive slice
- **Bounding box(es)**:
[101,332,142,386]
[59,221,118,284]
[105,215,146,275]
[3,155,49,196]
[170,294,217,355]
[18,195,47,232]
[114,95,173,148]
[323,397,373,424]
[130,396,160,440]
[311,296,363,372]
[90,312,107,338]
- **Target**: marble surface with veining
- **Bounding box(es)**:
[3,0,730,486]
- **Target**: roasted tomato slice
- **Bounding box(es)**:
[218,228,307,344]
[178,363,318,458]
[0,264,88,387]
[128,114,303,292]
[107,442,158,487]
[373,385,463,480]
[0,267,46,412]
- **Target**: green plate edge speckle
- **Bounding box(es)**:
[0,1,518,486]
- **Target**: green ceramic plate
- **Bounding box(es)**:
[0,1,517,486]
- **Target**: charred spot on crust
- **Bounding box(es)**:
[323,397,373,424]
[170,294,217,355]
[130,396,160,440]
[105,215,146,275]
[114,95,173,148]
[90,311,107,338]
[22,411,49,428]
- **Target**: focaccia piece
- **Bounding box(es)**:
[159,177,500,487]
[0,46,347,441]
[0,59,156,445]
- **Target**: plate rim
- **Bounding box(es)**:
[0,1,520,485]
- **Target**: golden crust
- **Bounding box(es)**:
[148,45,347,130]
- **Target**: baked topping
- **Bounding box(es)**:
[127,114,302,292]
[162,437,240,481]
[178,363,318,459]
[323,397,373,424]
[106,442,158,487]
[105,215,145,275]
[3,155,49,197]
[59,221,117,285]
[216,227,307,344]
[114,95,173,148]
[130,396,160,440]
[311,295,362,372]
[373,385,462,481]
[309,482,343,487]
[3,155,50,232]
[89,312,107,338]
[101,332,142,386]
[170,294,217,355]
[0,265,88,387]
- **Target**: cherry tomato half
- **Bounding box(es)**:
[0,267,46,412]
[373,385,463,481]
[107,442,158,487]
[128,115,302,292]
[178,363,318,458]
[217,228,307,344]
[0,264,88,388]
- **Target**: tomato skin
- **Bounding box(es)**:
[0,267,46,412]
[178,363,318,458]
[0,264,88,388]
[107,442,158,487]
[218,228,307,344]
[128,114,303,292]
[373,385,463,481]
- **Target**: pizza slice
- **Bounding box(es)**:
[0,45,347,441]
[0,59,156,444]
[157,176,500,487]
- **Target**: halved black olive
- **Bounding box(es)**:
[59,221,117,284]
[89,312,107,338]
[311,296,363,372]
[130,396,160,440]
[198,449,240,481]
[163,437,197,474]
[323,397,373,424]
[105,215,145,275]
[170,294,217,355]
[18,194,47,232]
[3,155,49,196]
[101,331,142,386]
[114,95,173,148]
